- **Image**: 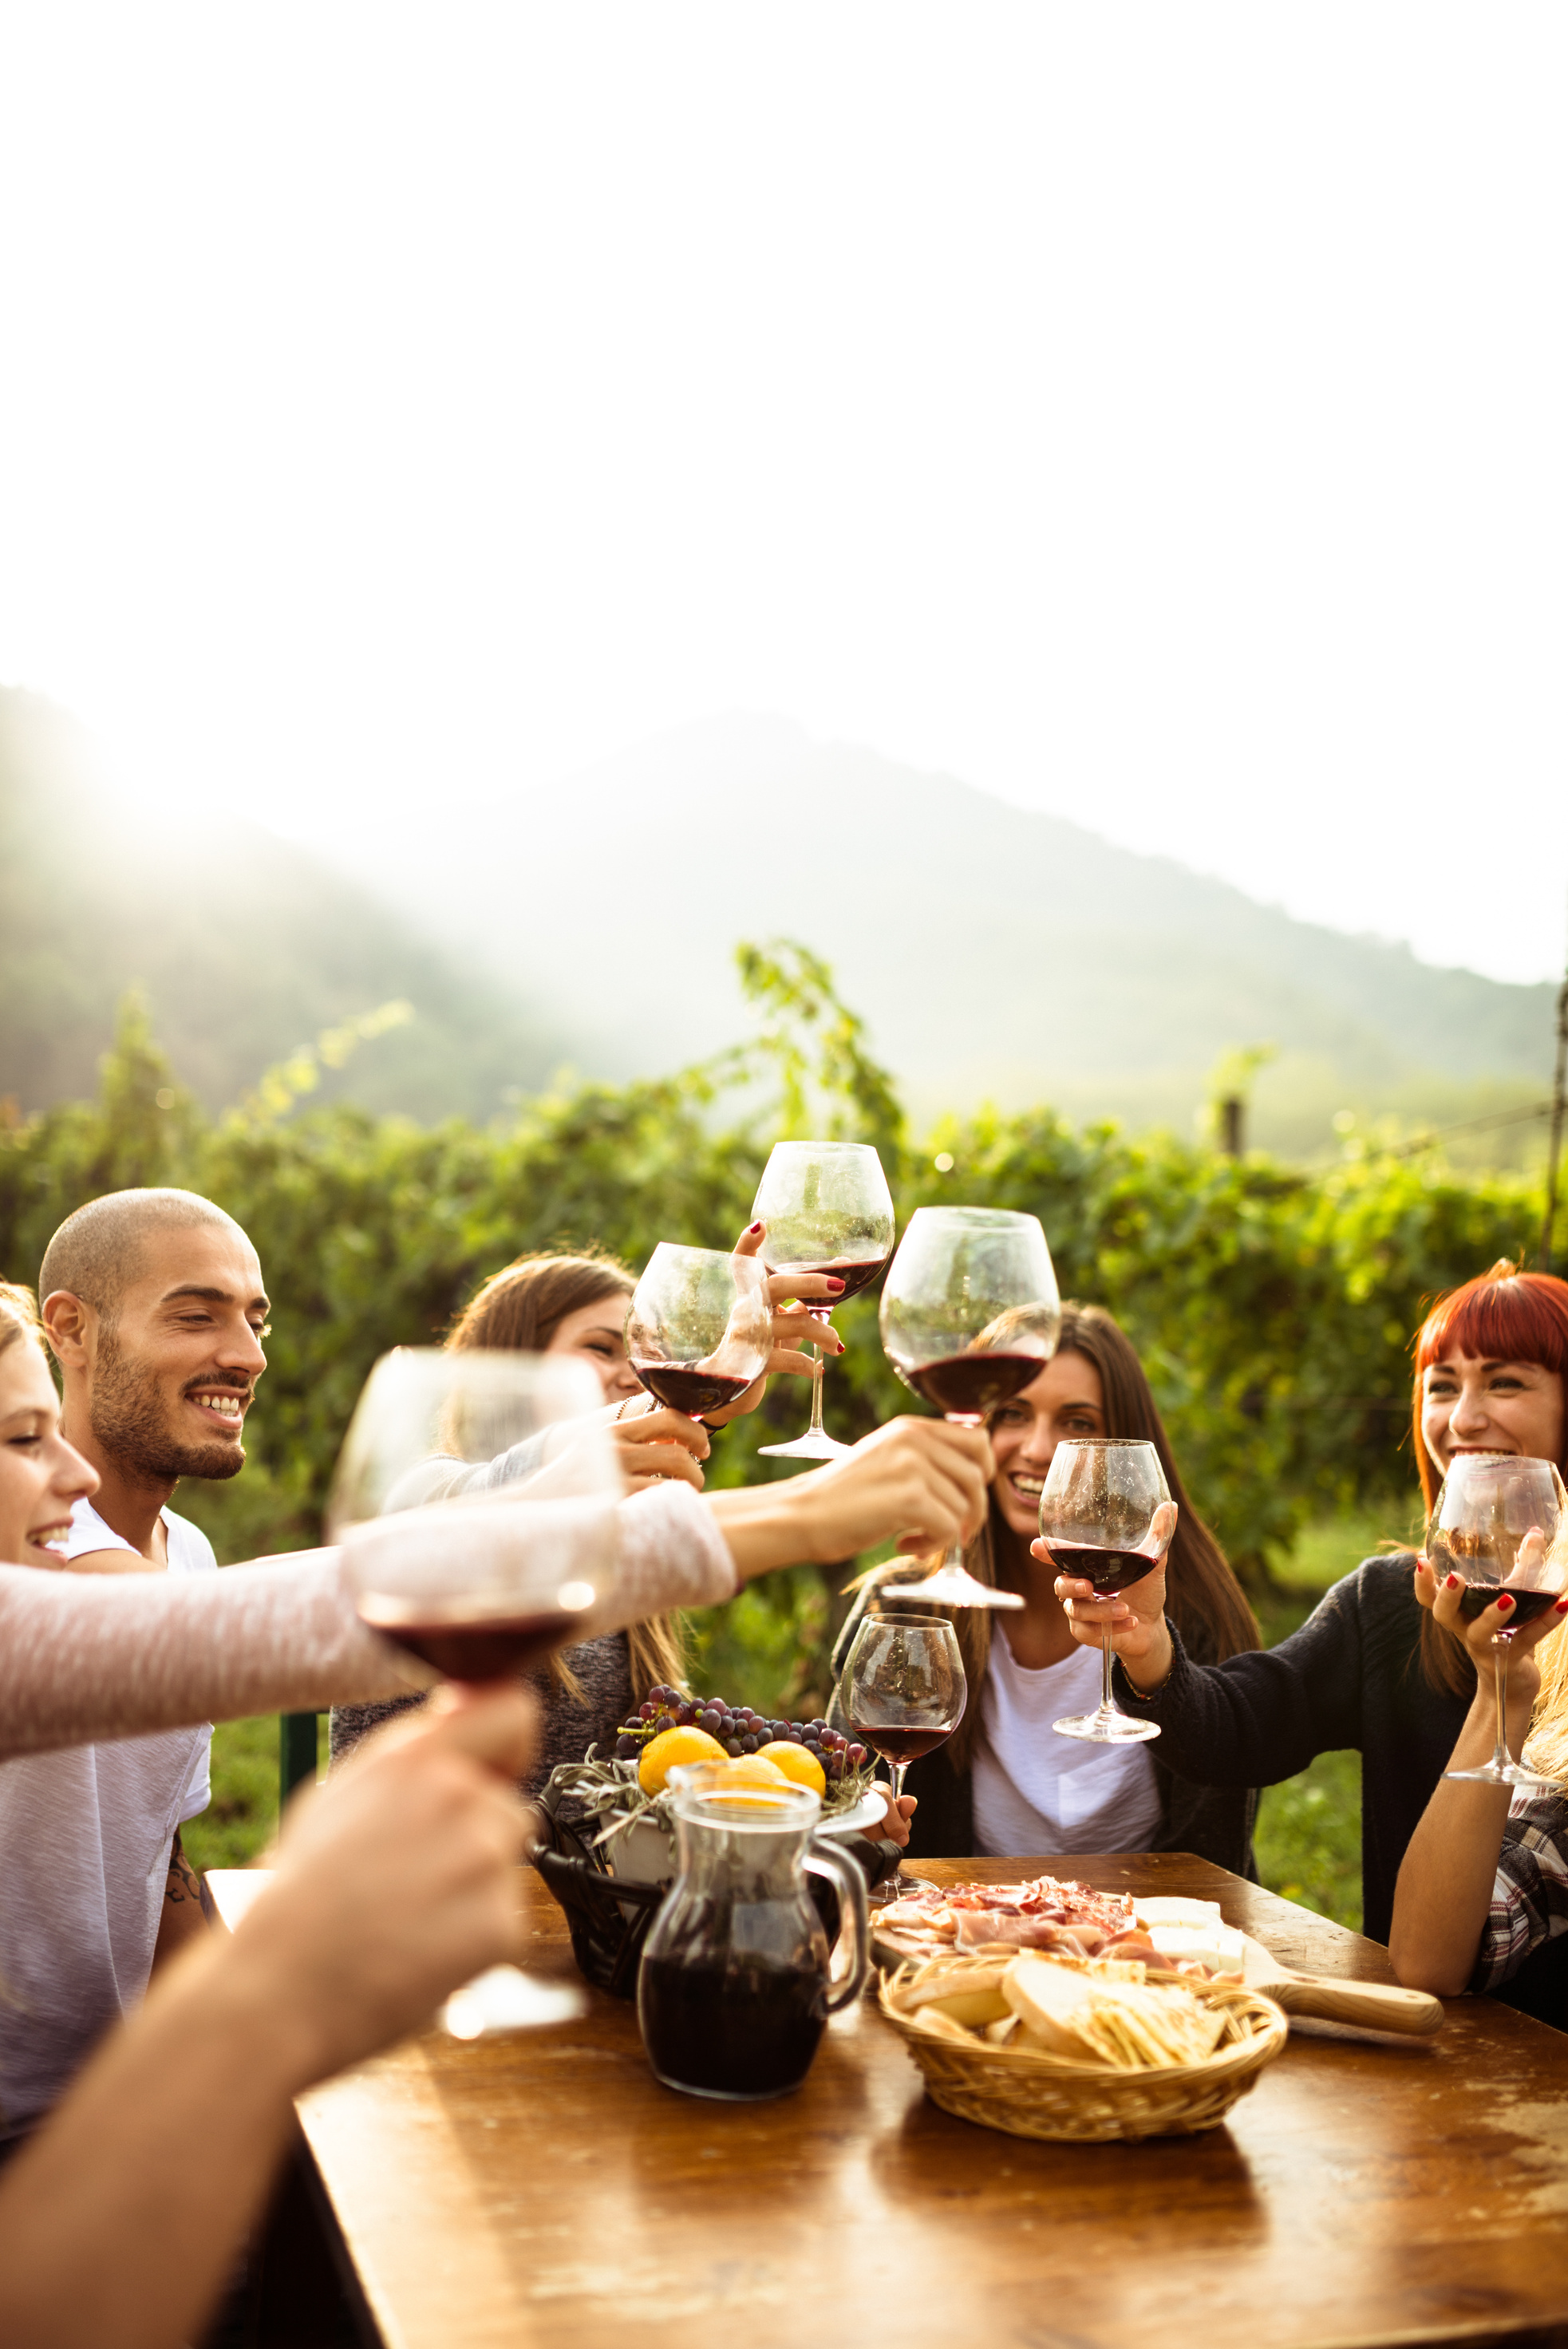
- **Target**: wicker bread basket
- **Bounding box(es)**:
[879,1952,1289,2143]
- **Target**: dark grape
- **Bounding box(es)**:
[614,1734,639,1759]
[699,1709,723,1735]
[740,1734,759,1754]
[847,1743,867,1768]
[638,1701,658,1721]
[725,1737,744,1757]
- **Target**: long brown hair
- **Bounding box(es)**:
[871,1301,1260,1768]
[447,1250,686,1701]
[1412,1261,1568,1696]
[0,1282,44,1362]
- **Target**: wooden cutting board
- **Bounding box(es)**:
[1237,1929,1443,2035]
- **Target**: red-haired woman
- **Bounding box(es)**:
[1053,1262,1568,2011]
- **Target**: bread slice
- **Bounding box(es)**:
[1001,1956,1102,2056]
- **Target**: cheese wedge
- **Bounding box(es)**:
[1001,1955,1102,2057]
[1134,1897,1226,1928]
[1143,1921,1246,1979]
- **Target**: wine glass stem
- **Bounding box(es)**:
[891,1759,909,1805]
[804,1312,829,1439]
[1100,1608,1118,1717]
[1491,1640,1513,1776]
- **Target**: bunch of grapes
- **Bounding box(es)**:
[613,1684,868,1782]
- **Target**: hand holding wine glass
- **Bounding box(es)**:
[838,1613,966,1901]
[329,1346,619,2033]
[752,1141,895,1460]
[879,1206,1060,1608]
[1425,1453,1568,1788]
[1038,1438,1177,1745]
[625,1244,775,1423]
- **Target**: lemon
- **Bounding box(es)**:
[638,1724,727,1793]
[753,1739,826,1797]
[709,1753,790,1789]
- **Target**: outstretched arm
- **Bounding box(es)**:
[0,1687,536,2349]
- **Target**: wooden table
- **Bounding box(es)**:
[207,1855,1568,2349]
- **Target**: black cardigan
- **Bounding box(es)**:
[829,1589,1257,1881]
[1108,1552,1568,2025]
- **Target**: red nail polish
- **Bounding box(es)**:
[1497,1594,1515,1611]
[748,1222,764,1234]
[1557,1599,1568,1614]
[825,1278,846,1293]
[1446,1573,1460,1589]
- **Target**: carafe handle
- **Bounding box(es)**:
[805,1838,870,2013]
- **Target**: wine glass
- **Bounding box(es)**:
[753,1139,895,1462]
[1040,1437,1176,1746]
[1430,1452,1567,1788]
[624,1244,774,1422]
[839,1613,966,1903]
[878,1206,1060,1608]
[330,1346,620,2034]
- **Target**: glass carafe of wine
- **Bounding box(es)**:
[879,1206,1060,1608]
[330,1345,622,2032]
[638,1768,869,2100]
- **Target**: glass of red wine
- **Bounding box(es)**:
[878,1206,1060,1608]
[625,1243,774,1423]
[752,1140,895,1463]
[1039,1436,1175,1746]
[839,1613,966,1902]
[1430,1451,1567,1788]
[330,1346,619,2035]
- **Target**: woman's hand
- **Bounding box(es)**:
[1413,1536,1566,1748]
[700,1223,847,1425]
[1035,1500,1179,1692]
[709,1416,993,1582]
[606,1400,710,1492]
[861,1789,916,1850]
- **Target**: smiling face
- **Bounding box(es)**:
[546,1292,642,1403]
[50,1221,271,1486]
[987,1347,1108,1541]
[0,1337,99,1566]
[1421,1350,1567,1482]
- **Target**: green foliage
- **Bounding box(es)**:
[0,946,1544,1613]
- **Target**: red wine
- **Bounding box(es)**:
[631,1363,754,1416]
[905,1351,1044,1419]
[846,1719,956,1767]
[1457,1583,1559,1627]
[1045,1538,1163,1596]
[767,1256,889,1305]
[356,1598,583,1680]
[638,1955,827,2098]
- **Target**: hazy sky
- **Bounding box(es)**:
[2,6,1564,983]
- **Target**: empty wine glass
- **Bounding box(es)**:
[624,1244,774,1422]
[879,1206,1060,1609]
[754,1140,896,1463]
[330,1346,621,2032]
[1040,1437,1176,1746]
[1430,1452,1567,1788]
[838,1613,966,1902]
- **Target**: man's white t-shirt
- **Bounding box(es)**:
[0,1499,215,2138]
[970,1632,1164,1860]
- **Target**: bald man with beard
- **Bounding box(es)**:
[0,1190,270,2154]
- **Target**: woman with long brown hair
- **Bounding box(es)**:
[833,1303,1261,1871]
[333,1239,847,1785]
[1059,1261,1568,2008]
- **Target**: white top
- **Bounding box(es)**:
[0,1500,215,2137]
[970,1632,1164,1861]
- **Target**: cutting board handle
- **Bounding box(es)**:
[1268,1974,1444,2036]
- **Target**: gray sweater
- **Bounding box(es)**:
[331,1629,634,1795]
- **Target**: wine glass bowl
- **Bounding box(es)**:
[625,1244,773,1420]
[879,1206,1060,1608]
[1432,1452,1567,1787]
[753,1140,895,1462]
[329,1347,622,1685]
[1041,1437,1175,1747]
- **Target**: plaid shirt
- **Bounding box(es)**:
[1471,1790,1568,1994]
